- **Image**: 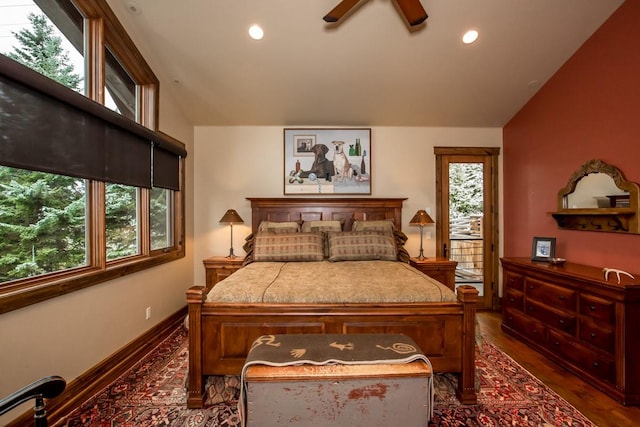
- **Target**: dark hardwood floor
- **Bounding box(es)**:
[477,310,640,427]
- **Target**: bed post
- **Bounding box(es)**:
[456,284,479,404]
[186,286,206,408]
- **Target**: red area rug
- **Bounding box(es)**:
[58,327,596,426]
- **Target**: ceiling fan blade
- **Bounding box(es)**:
[323,0,362,23]
[395,0,428,26]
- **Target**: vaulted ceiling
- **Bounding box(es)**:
[106,0,624,127]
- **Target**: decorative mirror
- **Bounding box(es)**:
[551,159,640,233]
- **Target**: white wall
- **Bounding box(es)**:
[193,126,503,285]
[0,92,195,424]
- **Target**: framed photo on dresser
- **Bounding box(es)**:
[531,236,556,262]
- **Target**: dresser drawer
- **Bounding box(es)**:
[504,271,524,291]
[524,278,576,311]
[525,300,576,335]
[548,329,615,384]
[579,318,615,354]
[504,308,547,346]
[579,294,615,324]
[503,288,524,312]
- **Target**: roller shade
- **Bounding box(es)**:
[153,144,180,190]
[0,55,186,188]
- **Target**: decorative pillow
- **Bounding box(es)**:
[242,233,255,266]
[393,230,411,263]
[327,230,397,262]
[300,220,343,233]
[258,221,300,233]
[254,232,324,262]
[299,221,344,257]
[352,219,395,233]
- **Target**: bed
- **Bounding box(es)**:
[186,197,478,408]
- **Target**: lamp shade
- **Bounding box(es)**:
[219,209,244,224]
[409,210,434,226]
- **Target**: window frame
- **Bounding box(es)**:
[0,0,185,314]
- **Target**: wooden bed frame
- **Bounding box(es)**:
[186,197,478,408]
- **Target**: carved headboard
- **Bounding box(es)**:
[247,198,407,233]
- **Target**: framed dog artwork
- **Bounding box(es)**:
[284,128,371,195]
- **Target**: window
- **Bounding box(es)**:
[105,47,136,119]
[0,166,88,282]
[0,0,186,313]
[105,183,139,261]
[0,0,85,92]
[150,187,174,251]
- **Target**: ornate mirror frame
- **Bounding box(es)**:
[551,159,640,234]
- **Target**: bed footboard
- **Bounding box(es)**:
[186,285,478,408]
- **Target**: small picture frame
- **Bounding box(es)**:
[531,237,556,262]
[293,135,316,156]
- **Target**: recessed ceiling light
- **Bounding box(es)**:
[248,24,264,40]
[125,1,142,15]
[462,30,479,44]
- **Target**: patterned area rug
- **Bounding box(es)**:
[58,327,596,427]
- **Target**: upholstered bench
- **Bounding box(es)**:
[240,333,433,427]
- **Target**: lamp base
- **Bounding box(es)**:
[226,248,236,259]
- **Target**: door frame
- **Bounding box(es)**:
[434,147,500,310]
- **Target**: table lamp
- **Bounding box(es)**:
[219,209,244,258]
[409,209,435,260]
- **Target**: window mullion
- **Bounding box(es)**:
[139,188,150,256]
[89,181,107,268]
[84,16,105,102]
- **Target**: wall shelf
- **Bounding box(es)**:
[550,208,636,233]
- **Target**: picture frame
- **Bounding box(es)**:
[531,237,556,262]
[293,135,316,156]
[284,128,371,195]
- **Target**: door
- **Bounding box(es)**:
[434,147,500,310]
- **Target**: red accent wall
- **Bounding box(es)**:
[503,0,640,272]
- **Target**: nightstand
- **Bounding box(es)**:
[203,256,245,289]
[409,257,457,291]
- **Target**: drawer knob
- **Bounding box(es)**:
[559,295,565,300]
[559,319,565,325]
[593,362,600,368]
[589,305,596,311]
[554,341,560,346]
[591,332,597,338]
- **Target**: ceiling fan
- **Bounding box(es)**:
[323,0,428,27]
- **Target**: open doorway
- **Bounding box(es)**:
[434,147,500,310]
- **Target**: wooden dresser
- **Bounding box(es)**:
[500,257,640,405]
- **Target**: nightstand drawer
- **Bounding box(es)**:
[408,257,457,290]
[203,256,245,289]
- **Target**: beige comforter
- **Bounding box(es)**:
[206,260,457,304]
